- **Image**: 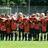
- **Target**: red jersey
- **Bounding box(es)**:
[29,23,35,29]
[19,24,24,29]
[34,24,39,30]
[42,24,46,32]
[0,23,2,30]
[6,28,11,33]
[11,20,17,31]
[6,20,11,33]
[1,22,6,32]
[24,23,29,32]
[45,17,48,23]
[23,18,29,32]
[40,17,45,24]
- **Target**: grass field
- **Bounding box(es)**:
[0,41,48,48]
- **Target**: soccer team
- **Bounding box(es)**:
[0,12,48,41]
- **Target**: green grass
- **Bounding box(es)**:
[0,41,48,48]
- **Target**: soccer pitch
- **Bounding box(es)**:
[0,41,48,48]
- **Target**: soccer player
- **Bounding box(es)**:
[45,16,48,41]
[11,18,17,41]
[0,16,7,40]
[31,14,37,41]
[17,13,24,41]
[41,22,47,41]
[34,21,40,41]
[5,18,11,41]
[23,17,29,41]
[40,13,47,41]
[29,16,34,41]
[0,18,2,40]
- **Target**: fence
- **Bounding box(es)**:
[11,6,48,15]
[0,6,48,15]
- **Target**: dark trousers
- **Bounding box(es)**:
[10,33,13,40]
[6,32,13,41]
[47,33,48,40]
[1,31,5,40]
[24,33,27,41]
[28,29,33,41]
[15,32,17,41]
[47,32,48,40]
[19,28,24,40]
[31,29,36,40]
[35,30,39,41]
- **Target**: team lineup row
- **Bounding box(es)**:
[0,13,48,41]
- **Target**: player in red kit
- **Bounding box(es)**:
[17,13,24,41]
[31,14,37,41]
[40,13,47,41]
[11,18,17,41]
[5,18,11,40]
[0,17,7,40]
[23,17,29,41]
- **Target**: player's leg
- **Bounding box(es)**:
[33,29,36,41]
[45,33,47,41]
[44,32,47,41]
[24,32,27,41]
[28,29,32,41]
[2,31,5,40]
[28,28,30,41]
[1,31,2,40]
[36,30,39,41]
[42,33,44,41]
[1,31,4,40]
[39,29,41,41]
[6,33,8,41]
[19,28,21,40]
[15,31,17,41]
[47,31,48,41]
[10,32,13,41]
[0,30,1,40]
[8,33,10,40]
[22,29,24,41]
